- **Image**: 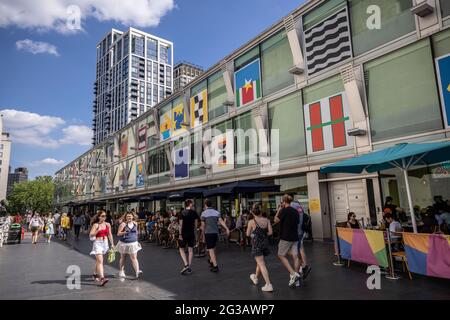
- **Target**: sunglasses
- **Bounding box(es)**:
[100,215,106,218]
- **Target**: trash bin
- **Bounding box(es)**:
[7,223,22,244]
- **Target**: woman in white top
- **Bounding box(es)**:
[29,213,43,245]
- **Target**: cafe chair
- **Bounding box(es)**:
[390,237,412,280]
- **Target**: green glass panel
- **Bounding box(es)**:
[365,40,442,141]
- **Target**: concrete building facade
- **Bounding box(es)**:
[173,61,204,93]
[0,115,12,201]
[56,0,450,241]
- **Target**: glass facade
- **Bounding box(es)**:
[234,112,258,168]
[268,91,306,161]
[349,0,415,56]
[432,28,450,57]
[147,38,158,60]
[207,71,227,120]
[261,31,294,96]
[60,0,450,209]
[441,0,450,18]
[365,40,442,141]
[303,75,344,105]
[303,0,346,30]
[235,46,260,71]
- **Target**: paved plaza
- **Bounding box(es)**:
[0,232,449,300]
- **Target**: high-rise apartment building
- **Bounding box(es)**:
[7,167,28,196]
[0,114,11,201]
[93,28,174,145]
[173,61,203,93]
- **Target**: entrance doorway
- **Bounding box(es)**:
[330,180,368,224]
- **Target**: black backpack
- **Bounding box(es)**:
[301,212,311,233]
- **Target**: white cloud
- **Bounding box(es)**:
[59,125,93,146]
[0,0,175,33]
[16,39,59,56]
[1,109,65,148]
[0,109,92,148]
[38,158,66,165]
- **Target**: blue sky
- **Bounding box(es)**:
[0,0,304,179]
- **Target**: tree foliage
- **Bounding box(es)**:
[6,176,55,214]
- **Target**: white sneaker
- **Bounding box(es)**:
[288,272,300,287]
[261,283,273,292]
[118,270,126,278]
[249,274,258,285]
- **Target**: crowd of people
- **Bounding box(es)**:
[5,194,312,291]
[141,195,312,292]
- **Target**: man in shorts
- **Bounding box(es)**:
[200,199,230,272]
[275,194,300,287]
[178,199,199,275]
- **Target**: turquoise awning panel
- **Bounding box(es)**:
[320,142,450,174]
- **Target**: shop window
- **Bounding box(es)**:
[261,31,294,96]
[233,112,258,168]
[268,91,306,161]
[432,28,450,57]
[365,40,442,142]
[349,0,415,56]
[441,0,450,18]
[208,71,227,120]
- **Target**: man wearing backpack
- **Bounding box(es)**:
[291,201,312,286]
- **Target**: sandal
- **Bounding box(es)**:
[99,277,109,286]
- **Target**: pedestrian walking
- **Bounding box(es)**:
[291,201,312,285]
[178,199,199,275]
[116,212,143,279]
[53,211,61,239]
[29,213,43,245]
[89,210,115,286]
[60,213,71,241]
[200,199,230,272]
[246,203,273,292]
[274,194,301,287]
[73,214,84,239]
[44,213,55,243]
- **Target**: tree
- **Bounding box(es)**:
[6,176,55,214]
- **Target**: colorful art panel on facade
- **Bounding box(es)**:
[136,161,145,187]
[160,110,172,141]
[120,131,128,158]
[436,54,450,128]
[235,59,262,107]
[337,227,389,268]
[190,89,208,128]
[173,146,189,180]
[403,233,450,279]
[138,125,147,151]
[304,92,352,154]
[304,7,352,75]
[172,103,188,137]
[211,131,235,173]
